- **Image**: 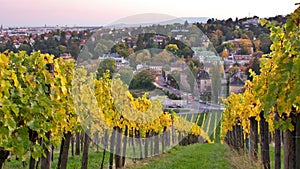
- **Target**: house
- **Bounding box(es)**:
[136,64,146,71]
[60,53,74,61]
[196,69,211,95]
[229,76,245,94]
[65,32,72,40]
[224,55,234,65]
[242,17,259,27]
[233,55,252,65]
[53,35,61,41]
[153,35,166,44]
[175,34,184,40]
[13,40,20,49]
[171,29,189,33]
[98,53,129,69]
[44,34,51,40]
[148,63,164,75]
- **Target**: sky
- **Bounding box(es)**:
[0,0,298,27]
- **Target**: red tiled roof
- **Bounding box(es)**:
[233,55,252,60]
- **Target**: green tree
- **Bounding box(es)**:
[210,62,222,103]
[111,42,133,58]
[97,58,116,79]
[153,50,172,63]
[135,34,145,51]
[186,61,198,95]
[118,68,134,86]
[57,45,67,54]
[69,43,80,59]
[94,43,108,58]
[129,70,155,91]
[18,44,32,55]
[246,53,260,80]
[258,33,271,54]
[168,70,181,89]
[184,20,189,27]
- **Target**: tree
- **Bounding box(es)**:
[135,34,145,51]
[94,43,108,58]
[222,42,234,52]
[252,7,300,168]
[184,20,189,27]
[168,70,181,89]
[221,48,230,59]
[69,43,80,59]
[57,45,67,54]
[190,58,203,69]
[186,69,195,96]
[238,39,253,55]
[180,46,194,58]
[246,51,262,80]
[210,62,222,103]
[97,58,117,79]
[129,70,155,91]
[118,68,134,86]
[153,50,172,63]
[241,33,249,39]
[258,33,271,54]
[18,44,32,55]
[111,42,133,58]
[135,50,151,64]
[0,51,79,169]
[165,44,179,56]
[225,31,234,41]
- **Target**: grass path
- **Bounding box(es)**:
[126,143,232,169]
[5,143,282,169]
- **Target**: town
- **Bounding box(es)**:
[0,15,284,109]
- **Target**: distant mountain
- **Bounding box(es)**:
[174,17,209,24]
[154,17,209,25]
[105,14,209,28]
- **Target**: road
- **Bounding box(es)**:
[154,75,225,115]
[177,100,224,115]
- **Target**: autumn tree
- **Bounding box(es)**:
[221,48,230,59]
[165,44,179,56]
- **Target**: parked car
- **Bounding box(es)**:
[199,99,206,104]
[176,104,183,108]
[168,105,176,108]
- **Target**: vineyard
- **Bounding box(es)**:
[0,49,222,169]
[221,7,300,169]
[1,5,299,169]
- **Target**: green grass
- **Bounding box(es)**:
[3,142,284,169]
[3,146,110,169]
[5,144,232,169]
[197,111,222,142]
[126,143,232,169]
[179,114,196,122]
[126,143,285,169]
[266,145,284,169]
